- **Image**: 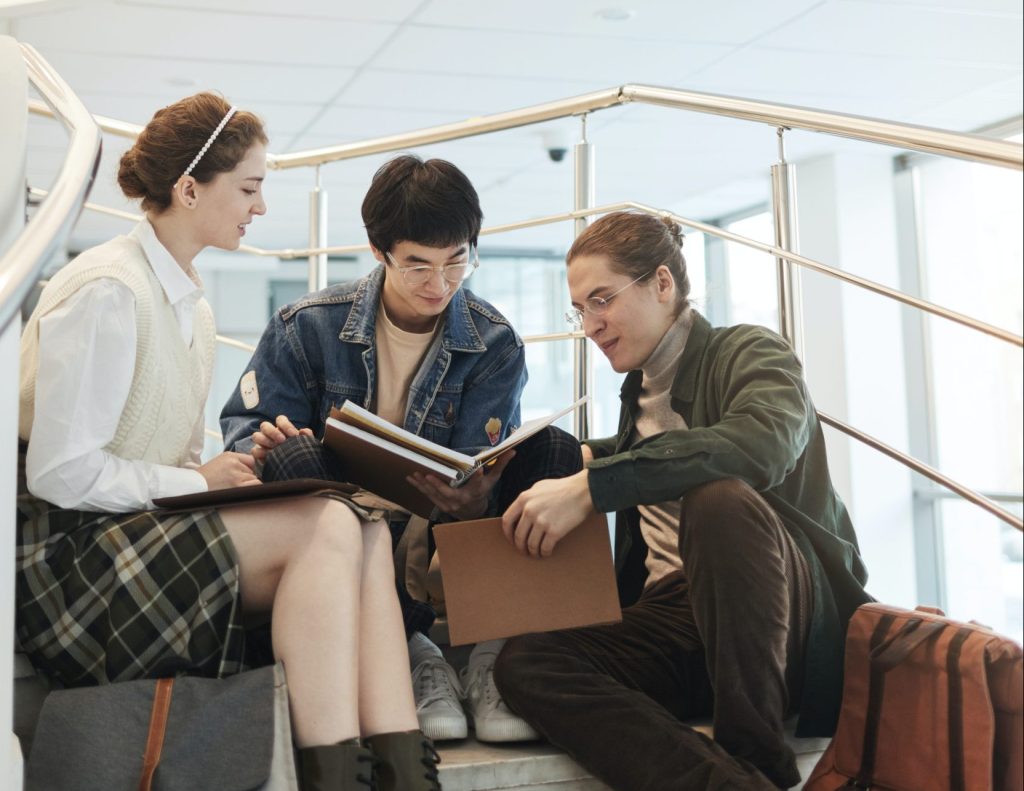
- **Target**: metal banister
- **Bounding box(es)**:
[28,84,1022,173]
[619,85,1023,169]
[39,190,1024,352]
[819,412,1022,532]
[24,83,1022,532]
[0,44,101,333]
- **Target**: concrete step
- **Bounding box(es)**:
[436,726,830,790]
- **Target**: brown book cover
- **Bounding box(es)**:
[433,512,622,646]
[152,477,359,513]
[321,422,454,517]
[322,397,588,518]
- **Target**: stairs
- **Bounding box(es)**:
[431,625,829,790]
[436,725,830,790]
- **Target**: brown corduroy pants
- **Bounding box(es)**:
[494,479,812,790]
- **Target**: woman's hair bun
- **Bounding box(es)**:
[660,215,685,248]
[116,147,147,200]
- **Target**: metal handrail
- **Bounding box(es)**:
[818,412,1023,531]
[0,44,101,332]
[61,190,1019,349]
[619,85,1023,169]
[28,84,1022,172]
[25,83,1023,531]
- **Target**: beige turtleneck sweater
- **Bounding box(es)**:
[634,308,693,586]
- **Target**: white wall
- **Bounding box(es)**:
[795,152,918,607]
[0,32,27,791]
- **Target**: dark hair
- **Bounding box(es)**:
[117,92,267,213]
[361,155,482,253]
[567,211,690,312]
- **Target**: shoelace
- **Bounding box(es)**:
[356,751,380,788]
[461,654,505,711]
[420,738,442,788]
[412,657,464,709]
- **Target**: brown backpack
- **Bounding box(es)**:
[805,603,1022,791]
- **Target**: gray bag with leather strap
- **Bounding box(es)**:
[25,663,298,791]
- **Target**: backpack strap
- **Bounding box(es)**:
[854,612,898,788]
[139,677,175,791]
[946,628,972,791]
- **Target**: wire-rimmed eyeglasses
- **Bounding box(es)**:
[385,247,479,286]
[564,273,651,329]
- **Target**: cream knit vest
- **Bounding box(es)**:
[19,234,216,467]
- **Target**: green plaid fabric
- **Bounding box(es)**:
[15,491,248,687]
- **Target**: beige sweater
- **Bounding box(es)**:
[19,234,216,467]
[635,308,693,585]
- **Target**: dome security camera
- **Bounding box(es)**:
[542,129,570,164]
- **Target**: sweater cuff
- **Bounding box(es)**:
[151,466,208,506]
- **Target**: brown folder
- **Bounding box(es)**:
[433,512,622,646]
[152,478,358,513]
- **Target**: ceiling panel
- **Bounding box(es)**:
[687,46,1019,125]
[337,69,606,115]
[14,2,398,66]
[756,0,1022,66]
[373,25,734,83]
[414,0,822,45]
[848,0,1023,16]
[33,50,356,105]
[119,0,424,23]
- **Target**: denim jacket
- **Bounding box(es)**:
[220,265,527,455]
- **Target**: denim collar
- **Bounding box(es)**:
[339,265,487,353]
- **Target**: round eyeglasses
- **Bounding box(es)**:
[564,273,651,329]
[385,248,479,286]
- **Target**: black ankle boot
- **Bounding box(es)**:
[364,730,441,791]
[298,738,377,790]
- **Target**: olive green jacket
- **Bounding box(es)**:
[585,311,871,737]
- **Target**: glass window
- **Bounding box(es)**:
[912,144,1023,642]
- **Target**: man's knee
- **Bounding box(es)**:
[679,479,767,548]
[493,632,566,712]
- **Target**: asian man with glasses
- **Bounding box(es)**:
[220,154,583,747]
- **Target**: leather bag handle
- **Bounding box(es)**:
[139,677,174,791]
[856,614,972,791]
[870,617,946,671]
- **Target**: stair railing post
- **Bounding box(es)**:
[771,127,805,362]
[573,114,595,438]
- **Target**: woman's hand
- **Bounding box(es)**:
[581,443,594,464]
[408,451,516,521]
[198,452,260,490]
[250,414,314,463]
[501,470,594,557]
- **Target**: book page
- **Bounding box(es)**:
[333,402,476,472]
[473,396,590,465]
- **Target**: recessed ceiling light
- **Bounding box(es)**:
[595,7,635,22]
[0,0,50,7]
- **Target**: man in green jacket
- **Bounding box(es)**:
[494,211,871,790]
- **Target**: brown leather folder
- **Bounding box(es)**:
[433,512,622,646]
[152,478,358,512]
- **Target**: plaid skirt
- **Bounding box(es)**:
[15,490,251,687]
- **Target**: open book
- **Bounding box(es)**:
[322,396,588,517]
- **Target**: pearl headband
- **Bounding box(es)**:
[180,106,237,179]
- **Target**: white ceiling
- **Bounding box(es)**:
[6,0,1022,253]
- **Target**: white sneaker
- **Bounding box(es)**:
[461,644,540,743]
[412,656,468,741]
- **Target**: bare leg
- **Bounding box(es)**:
[357,520,418,736]
[219,497,364,747]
